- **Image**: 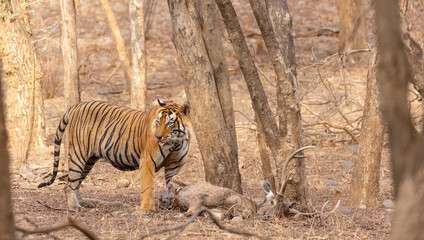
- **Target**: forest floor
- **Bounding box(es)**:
[9,0,424,239]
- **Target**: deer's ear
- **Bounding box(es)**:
[179,101,190,116]
[157,99,166,107]
[262,180,272,194]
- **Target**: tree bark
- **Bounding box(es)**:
[195,0,237,150]
[349,50,384,208]
[256,115,276,192]
[61,0,80,106]
[167,0,242,193]
[129,0,147,111]
[375,0,424,238]
[0,0,46,166]
[337,0,368,51]
[250,0,307,203]
[60,0,80,168]
[398,8,424,99]
[101,0,132,90]
[0,60,16,240]
[214,0,281,161]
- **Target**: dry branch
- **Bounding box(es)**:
[139,206,270,240]
[16,217,99,240]
[301,103,359,143]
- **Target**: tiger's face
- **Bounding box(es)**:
[153,99,190,148]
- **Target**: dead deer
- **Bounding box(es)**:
[160,146,321,220]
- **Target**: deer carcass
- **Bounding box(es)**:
[160,146,318,220]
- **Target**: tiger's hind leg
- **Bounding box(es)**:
[65,155,94,210]
[76,158,99,208]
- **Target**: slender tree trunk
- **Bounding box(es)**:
[398,6,424,98]
[167,0,242,193]
[214,0,281,161]
[375,0,424,238]
[61,0,80,106]
[101,0,132,90]
[0,0,46,166]
[60,0,80,168]
[195,0,237,151]
[250,0,307,203]
[129,0,147,111]
[256,115,276,192]
[0,60,16,240]
[337,0,368,51]
[349,50,384,208]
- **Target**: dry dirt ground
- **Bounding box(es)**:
[10,0,424,239]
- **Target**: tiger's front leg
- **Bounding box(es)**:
[140,151,156,211]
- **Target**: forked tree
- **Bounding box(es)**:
[215,0,307,203]
[167,0,242,193]
[168,0,307,202]
[375,0,424,238]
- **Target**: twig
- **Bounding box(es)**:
[293,28,339,38]
[16,217,99,240]
[23,217,60,240]
[37,200,76,212]
[234,110,256,124]
[139,206,270,240]
[301,103,359,143]
[299,49,371,72]
[322,200,341,217]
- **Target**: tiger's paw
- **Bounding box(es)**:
[139,201,156,213]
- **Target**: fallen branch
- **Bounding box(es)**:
[15,217,99,240]
[139,206,270,240]
[23,217,59,240]
[37,200,76,212]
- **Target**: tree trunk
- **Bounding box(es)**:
[129,0,147,111]
[337,0,368,51]
[0,60,16,240]
[60,0,80,168]
[250,0,307,203]
[349,50,384,208]
[61,0,80,106]
[0,0,46,166]
[195,0,237,150]
[375,0,424,238]
[256,115,276,192]
[101,0,132,90]
[167,0,242,193]
[399,7,424,99]
[214,0,281,161]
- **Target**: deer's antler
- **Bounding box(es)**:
[278,146,316,195]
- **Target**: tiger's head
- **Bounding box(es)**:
[152,99,190,148]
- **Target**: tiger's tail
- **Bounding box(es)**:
[38,107,72,188]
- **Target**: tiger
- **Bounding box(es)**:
[38,99,190,211]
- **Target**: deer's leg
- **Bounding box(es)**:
[184,195,207,217]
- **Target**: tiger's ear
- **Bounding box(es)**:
[157,99,166,107]
[179,101,190,116]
